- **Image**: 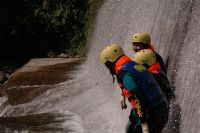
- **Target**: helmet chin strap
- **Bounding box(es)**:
[108,68,116,83]
[112,74,115,83]
[105,61,116,83]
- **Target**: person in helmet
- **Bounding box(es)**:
[100,44,169,133]
[131,32,166,73]
[132,49,175,102]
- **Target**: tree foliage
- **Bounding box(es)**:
[0,0,99,59]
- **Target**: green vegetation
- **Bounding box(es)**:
[0,0,104,59]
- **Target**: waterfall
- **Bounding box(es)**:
[1,0,200,133]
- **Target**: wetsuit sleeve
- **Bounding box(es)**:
[122,73,148,123]
[123,73,137,92]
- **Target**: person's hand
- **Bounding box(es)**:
[141,123,149,133]
[120,94,127,110]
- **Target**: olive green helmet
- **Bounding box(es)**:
[100,44,125,64]
[132,49,156,66]
[131,32,151,45]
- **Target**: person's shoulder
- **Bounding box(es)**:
[153,51,166,72]
[118,70,134,78]
[117,70,126,75]
[117,70,126,78]
[154,51,162,57]
[117,70,132,83]
[154,51,164,63]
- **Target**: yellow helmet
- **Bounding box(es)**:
[131,32,151,45]
[100,44,125,64]
[132,49,156,66]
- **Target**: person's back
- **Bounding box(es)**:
[133,49,175,102]
[117,61,167,108]
[151,67,174,101]
[116,57,169,133]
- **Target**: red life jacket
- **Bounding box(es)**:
[148,44,155,51]
[115,55,131,74]
[149,44,166,73]
[148,62,161,74]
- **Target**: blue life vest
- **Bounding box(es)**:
[121,61,167,108]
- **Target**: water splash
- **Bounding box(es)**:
[1,0,200,133]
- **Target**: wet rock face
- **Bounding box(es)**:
[0,71,7,84]
[0,112,84,133]
[0,84,5,97]
[4,58,82,105]
[7,62,77,87]
[5,86,53,105]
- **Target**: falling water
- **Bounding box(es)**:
[0,0,200,133]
